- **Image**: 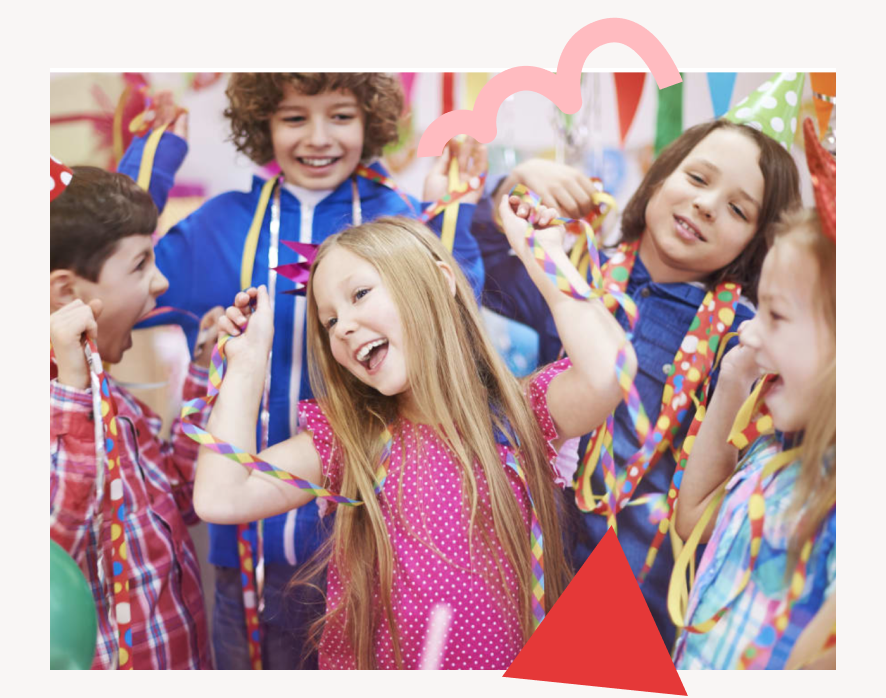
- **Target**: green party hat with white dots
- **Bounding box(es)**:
[724,72,805,150]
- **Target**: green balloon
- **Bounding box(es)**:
[50,540,98,670]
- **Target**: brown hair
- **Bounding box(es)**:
[224,73,403,165]
[619,120,802,304]
[50,166,158,281]
[770,208,836,576]
[295,217,571,668]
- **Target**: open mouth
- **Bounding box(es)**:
[355,338,389,373]
[297,156,341,169]
[674,216,707,242]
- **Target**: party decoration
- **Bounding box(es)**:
[724,72,805,150]
[442,72,455,115]
[505,529,686,695]
[654,77,684,156]
[707,72,737,118]
[50,156,73,202]
[417,19,682,156]
[187,73,224,91]
[84,339,134,669]
[613,73,646,145]
[275,240,319,295]
[465,73,489,111]
[803,117,836,243]
[50,540,98,670]
[809,73,836,141]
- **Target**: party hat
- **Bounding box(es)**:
[50,155,73,202]
[802,118,836,243]
[724,72,805,150]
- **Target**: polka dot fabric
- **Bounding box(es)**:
[724,72,805,150]
[297,359,572,670]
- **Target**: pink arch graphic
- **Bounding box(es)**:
[417,18,682,157]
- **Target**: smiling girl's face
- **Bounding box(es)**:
[311,245,410,398]
[642,128,765,283]
[740,236,834,433]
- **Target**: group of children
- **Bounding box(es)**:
[49,72,836,671]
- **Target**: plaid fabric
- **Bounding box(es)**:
[50,364,213,670]
[673,434,836,669]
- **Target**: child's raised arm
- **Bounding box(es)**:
[497,195,636,440]
[193,286,323,524]
[674,329,760,541]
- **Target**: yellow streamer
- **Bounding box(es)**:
[136,123,170,193]
[240,178,280,290]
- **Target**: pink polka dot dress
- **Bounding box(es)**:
[297,359,572,670]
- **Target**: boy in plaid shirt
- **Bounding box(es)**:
[50,165,222,669]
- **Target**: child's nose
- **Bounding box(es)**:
[151,267,170,297]
[307,120,332,147]
[693,196,715,221]
[739,317,761,349]
[333,313,357,339]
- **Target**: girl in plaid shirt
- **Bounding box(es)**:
[673,202,836,669]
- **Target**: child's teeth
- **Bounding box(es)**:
[302,157,335,166]
[357,339,387,362]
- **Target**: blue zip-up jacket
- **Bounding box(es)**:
[471,187,754,649]
[120,132,484,568]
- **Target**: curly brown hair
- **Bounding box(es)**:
[619,120,801,305]
[224,73,404,166]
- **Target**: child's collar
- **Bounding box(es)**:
[281,180,334,207]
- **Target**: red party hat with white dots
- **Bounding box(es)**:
[50,155,73,202]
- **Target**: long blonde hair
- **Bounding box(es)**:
[301,216,571,668]
[770,208,836,574]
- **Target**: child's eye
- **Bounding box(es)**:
[325,317,338,330]
[688,173,705,185]
[354,288,370,301]
[769,310,785,323]
[283,116,305,124]
[730,203,749,222]
[333,113,356,122]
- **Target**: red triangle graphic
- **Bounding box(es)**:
[504,528,686,695]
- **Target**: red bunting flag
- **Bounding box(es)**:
[614,73,647,145]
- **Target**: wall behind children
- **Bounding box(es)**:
[49,72,820,647]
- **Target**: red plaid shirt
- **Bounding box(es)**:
[50,363,213,669]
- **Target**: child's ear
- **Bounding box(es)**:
[50,269,80,311]
[435,261,457,297]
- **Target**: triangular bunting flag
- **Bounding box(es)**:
[614,73,647,145]
[504,528,686,695]
[810,72,836,140]
[707,72,737,118]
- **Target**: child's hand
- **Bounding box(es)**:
[154,90,188,141]
[506,159,599,220]
[720,321,763,394]
[423,137,488,205]
[192,306,225,368]
[50,299,103,390]
[498,194,565,260]
[218,287,274,370]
